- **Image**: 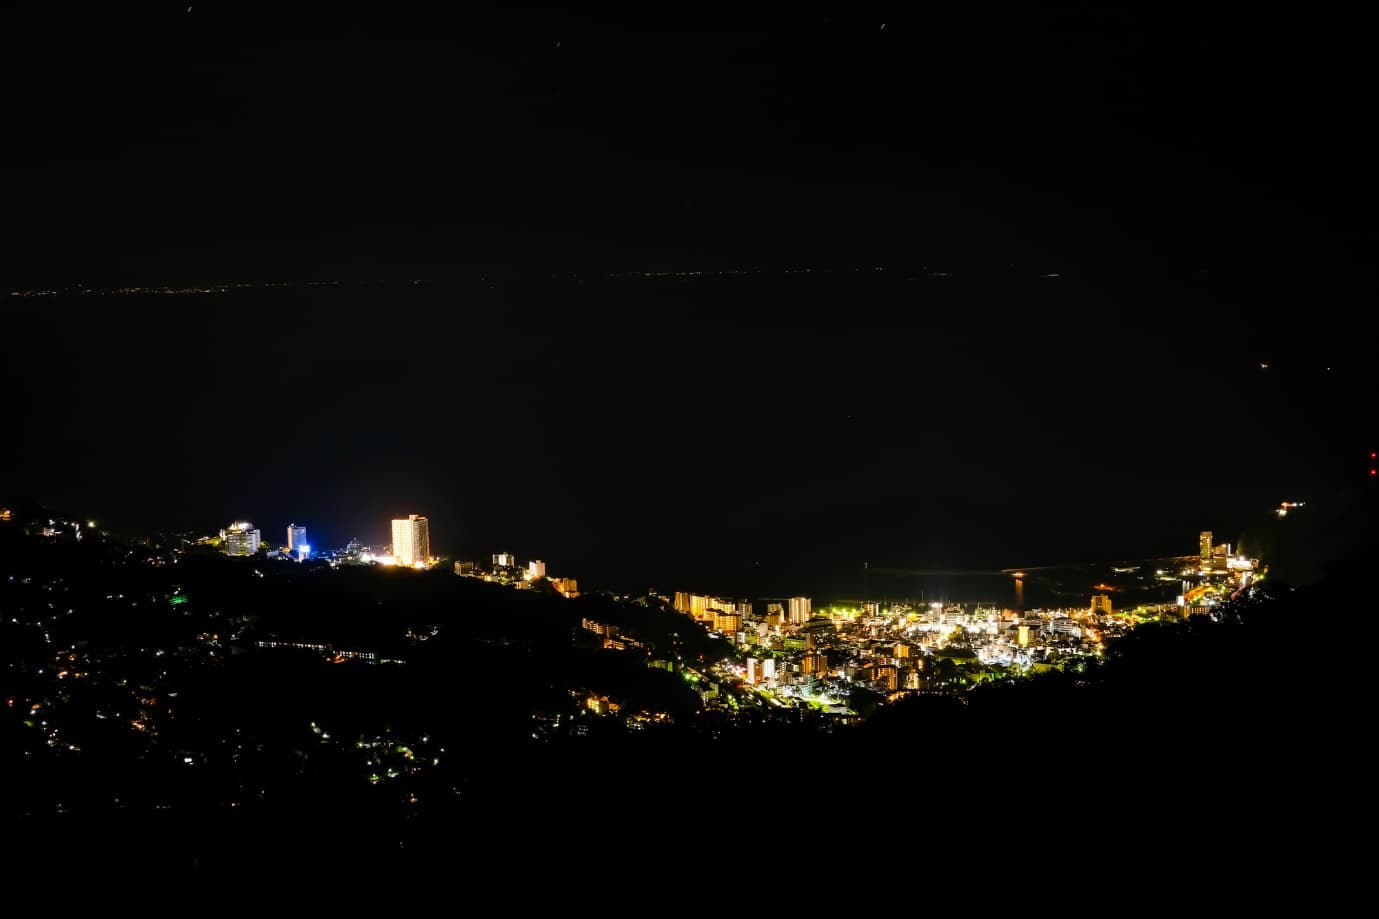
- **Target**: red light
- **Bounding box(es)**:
[1372,452,1377,459]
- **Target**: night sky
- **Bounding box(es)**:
[3,4,1372,594]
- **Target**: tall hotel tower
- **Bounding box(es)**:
[287,524,308,558]
[391,514,431,568]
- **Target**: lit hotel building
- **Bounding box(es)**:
[788,596,812,625]
[391,514,431,568]
[287,524,308,559]
[550,577,579,599]
[675,593,749,624]
[223,521,261,557]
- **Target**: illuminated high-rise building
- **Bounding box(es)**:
[391,514,431,568]
[526,559,546,580]
[713,611,743,635]
[223,521,261,557]
[1200,531,1213,562]
[493,552,516,569]
[672,592,740,622]
[1090,594,1113,616]
[788,596,811,625]
[287,524,308,560]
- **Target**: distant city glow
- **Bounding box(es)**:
[3,516,1267,793]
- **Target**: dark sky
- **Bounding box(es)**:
[3,4,1373,595]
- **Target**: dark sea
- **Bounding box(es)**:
[5,265,1367,603]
